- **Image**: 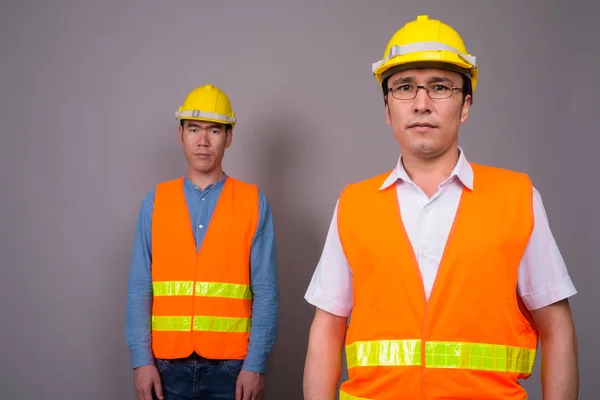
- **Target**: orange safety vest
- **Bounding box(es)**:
[337,163,538,400]
[150,176,259,360]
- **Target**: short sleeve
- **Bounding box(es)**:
[517,188,577,310]
[304,201,354,317]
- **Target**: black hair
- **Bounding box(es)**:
[179,120,232,131]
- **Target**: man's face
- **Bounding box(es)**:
[385,68,471,160]
[179,120,232,174]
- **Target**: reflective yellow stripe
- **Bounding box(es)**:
[153,281,194,296]
[152,316,251,332]
[153,281,252,299]
[425,341,536,373]
[152,316,192,331]
[340,390,526,399]
[193,316,251,332]
[346,340,535,374]
[346,339,421,368]
[339,390,371,400]
[195,282,252,300]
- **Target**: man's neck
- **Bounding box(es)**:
[401,146,460,198]
[187,167,225,191]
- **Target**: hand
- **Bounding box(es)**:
[134,364,163,400]
[235,369,265,400]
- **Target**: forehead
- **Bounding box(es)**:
[387,68,463,85]
[184,120,225,129]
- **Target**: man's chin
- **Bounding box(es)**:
[192,163,215,174]
[404,143,448,159]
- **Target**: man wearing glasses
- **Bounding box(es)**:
[303,15,578,399]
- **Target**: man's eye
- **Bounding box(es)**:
[431,84,450,91]
[397,85,412,91]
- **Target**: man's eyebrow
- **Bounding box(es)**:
[427,76,455,84]
[186,122,222,129]
[389,76,456,87]
[390,76,416,86]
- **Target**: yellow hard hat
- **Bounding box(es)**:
[372,15,478,91]
[175,84,237,128]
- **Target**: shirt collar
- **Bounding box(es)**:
[184,172,228,192]
[379,147,474,191]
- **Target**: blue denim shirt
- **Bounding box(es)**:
[125,174,279,374]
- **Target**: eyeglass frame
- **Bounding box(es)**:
[387,82,463,100]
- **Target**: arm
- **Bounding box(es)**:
[303,201,354,399]
[303,308,348,399]
[125,190,163,399]
[530,299,579,400]
[517,188,578,399]
[237,192,279,398]
[125,190,155,368]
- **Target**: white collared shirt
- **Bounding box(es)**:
[304,149,577,317]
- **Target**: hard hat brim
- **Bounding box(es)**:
[375,52,478,91]
[376,50,474,78]
[381,61,472,82]
[175,109,236,128]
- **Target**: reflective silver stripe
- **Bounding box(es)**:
[175,109,236,124]
[372,41,477,73]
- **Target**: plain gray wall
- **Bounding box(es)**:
[1,0,598,398]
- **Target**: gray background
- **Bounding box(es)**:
[1,0,598,398]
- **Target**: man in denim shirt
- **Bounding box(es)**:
[126,84,279,400]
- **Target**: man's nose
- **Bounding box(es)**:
[413,86,432,113]
[197,130,209,146]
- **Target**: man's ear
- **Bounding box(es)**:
[385,96,392,126]
[460,94,472,123]
[178,124,184,144]
[225,129,233,148]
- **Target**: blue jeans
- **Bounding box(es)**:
[153,353,243,400]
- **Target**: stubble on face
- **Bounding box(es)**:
[385,68,471,161]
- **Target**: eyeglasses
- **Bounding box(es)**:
[388,82,463,100]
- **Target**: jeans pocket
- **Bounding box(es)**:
[155,358,171,373]
[221,359,243,378]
